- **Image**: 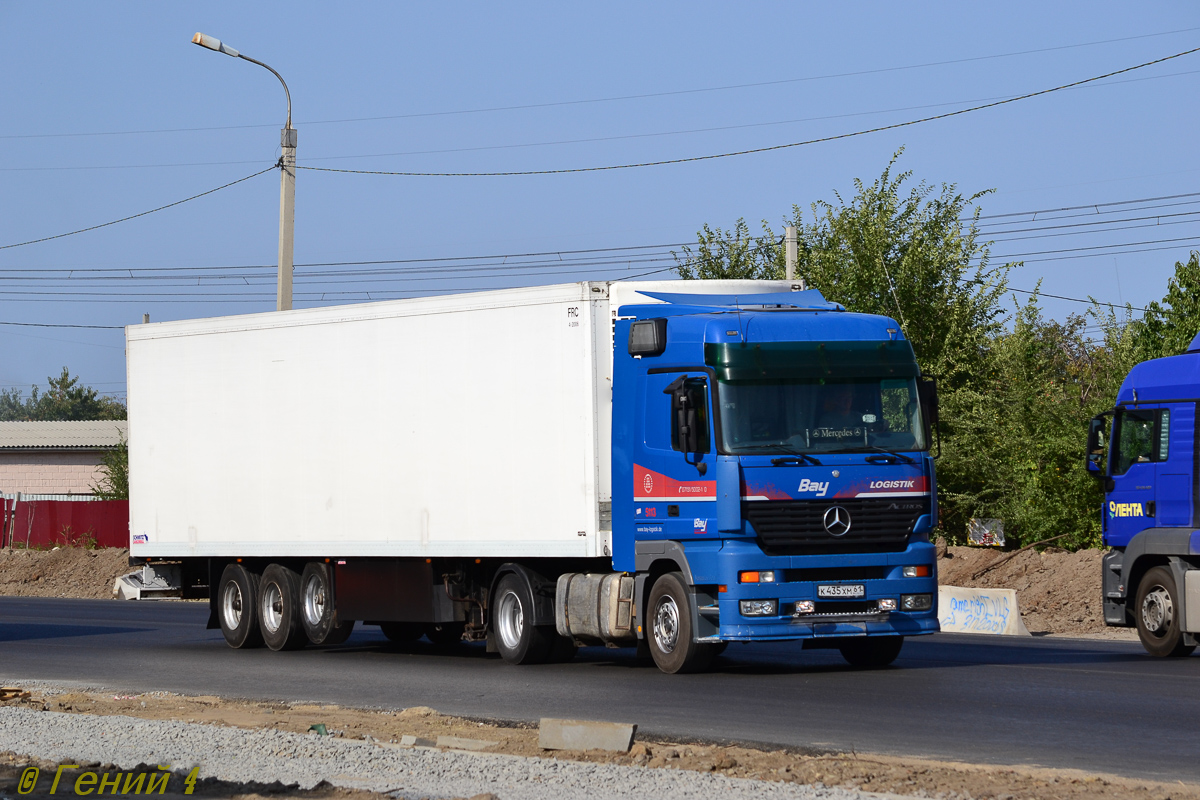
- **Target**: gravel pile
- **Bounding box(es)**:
[0,707,896,800]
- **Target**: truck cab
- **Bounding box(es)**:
[608,290,940,672]
[1089,337,1200,657]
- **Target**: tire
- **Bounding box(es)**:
[838,636,904,668]
[217,564,263,649]
[492,573,554,665]
[300,562,354,646]
[1135,566,1196,658]
[425,622,465,647]
[259,564,308,651]
[379,622,424,643]
[646,572,717,674]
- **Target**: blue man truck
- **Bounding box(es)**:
[1089,333,1200,657]
[126,280,940,674]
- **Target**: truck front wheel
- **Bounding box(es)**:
[300,562,354,646]
[647,572,716,674]
[1135,567,1196,657]
[217,564,263,649]
[493,573,554,665]
[259,564,308,651]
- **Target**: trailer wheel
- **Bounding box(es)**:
[217,564,263,649]
[1135,567,1196,657]
[493,573,554,665]
[838,636,904,668]
[300,562,354,646]
[646,572,716,674]
[259,564,308,651]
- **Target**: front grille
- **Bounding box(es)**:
[788,600,885,617]
[745,497,929,556]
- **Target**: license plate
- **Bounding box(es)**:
[817,584,865,599]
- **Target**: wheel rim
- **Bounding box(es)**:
[496,590,524,650]
[653,595,680,654]
[262,581,284,633]
[221,581,243,631]
[1142,585,1174,635]
[302,575,325,627]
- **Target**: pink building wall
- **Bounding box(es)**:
[0,451,107,496]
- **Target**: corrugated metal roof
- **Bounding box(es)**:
[0,421,127,449]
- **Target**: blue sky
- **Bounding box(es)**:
[2,3,1199,399]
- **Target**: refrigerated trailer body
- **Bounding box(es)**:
[127,279,940,672]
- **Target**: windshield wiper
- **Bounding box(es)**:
[843,446,916,464]
[739,443,822,465]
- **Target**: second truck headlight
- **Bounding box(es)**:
[739,599,778,616]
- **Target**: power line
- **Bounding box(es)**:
[974,191,1200,223]
[294,46,1200,178]
[1005,286,1149,312]
[0,165,276,251]
[6,26,1196,142]
[0,321,124,329]
[18,66,1200,174]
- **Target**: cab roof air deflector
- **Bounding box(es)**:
[636,289,844,311]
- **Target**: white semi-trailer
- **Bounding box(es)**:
[127,280,940,673]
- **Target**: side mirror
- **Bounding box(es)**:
[664,375,710,471]
[917,376,940,456]
[1086,415,1109,477]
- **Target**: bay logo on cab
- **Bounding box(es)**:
[797,478,830,497]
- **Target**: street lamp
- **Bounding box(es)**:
[192,33,296,311]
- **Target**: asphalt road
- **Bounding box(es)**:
[2,597,1197,783]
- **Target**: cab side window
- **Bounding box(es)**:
[1112,408,1169,474]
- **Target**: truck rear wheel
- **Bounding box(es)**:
[300,562,354,646]
[1135,567,1196,657]
[646,572,716,674]
[218,564,263,649]
[838,636,904,668]
[493,573,554,665]
[259,564,308,651]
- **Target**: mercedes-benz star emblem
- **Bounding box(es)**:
[823,506,851,536]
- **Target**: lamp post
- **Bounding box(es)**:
[192,33,296,311]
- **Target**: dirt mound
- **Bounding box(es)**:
[0,547,130,599]
[938,544,1108,635]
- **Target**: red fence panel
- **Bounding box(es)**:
[0,498,128,549]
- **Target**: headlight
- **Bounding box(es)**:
[902,565,931,578]
[901,593,933,611]
[877,598,898,611]
[793,600,815,615]
[739,570,776,583]
[739,599,778,616]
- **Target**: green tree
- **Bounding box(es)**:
[91,434,129,500]
[0,368,125,421]
[675,151,1013,389]
[1131,250,1200,361]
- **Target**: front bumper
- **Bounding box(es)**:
[710,537,939,641]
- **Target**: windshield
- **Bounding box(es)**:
[705,340,927,455]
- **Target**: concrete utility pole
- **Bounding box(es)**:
[784,226,798,281]
[192,33,296,311]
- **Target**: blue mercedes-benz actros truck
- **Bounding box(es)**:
[1089,332,1200,657]
[129,280,940,674]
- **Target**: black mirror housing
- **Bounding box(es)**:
[1086,414,1109,477]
